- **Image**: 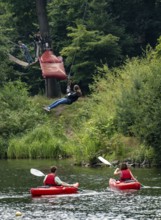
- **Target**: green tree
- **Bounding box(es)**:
[48,0,134,57]
[47,0,135,90]
[114,53,161,164]
[61,24,121,91]
[0,80,45,158]
[5,0,37,38]
[48,0,86,53]
[107,0,161,54]
[0,1,18,84]
[86,0,135,57]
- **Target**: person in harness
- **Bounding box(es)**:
[43,84,82,112]
[18,41,33,64]
[33,31,43,60]
[43,166,78,187]
[114,163,137,182]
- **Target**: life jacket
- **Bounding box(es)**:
[44,173,57,186]
[120,169,132,181]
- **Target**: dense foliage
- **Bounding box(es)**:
[2,0,161,90]
[0,81,46,158]
[1,0,161,166]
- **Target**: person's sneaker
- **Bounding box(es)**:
[43,106,50,112]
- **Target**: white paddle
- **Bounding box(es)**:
[30,168,45,177]
[98,156,112,166]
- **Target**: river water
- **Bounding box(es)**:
[0,159,161,220]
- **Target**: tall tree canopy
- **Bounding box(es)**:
[1,0,161,92]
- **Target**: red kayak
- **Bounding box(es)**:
[109,178,141,191]
[30,183,79,197]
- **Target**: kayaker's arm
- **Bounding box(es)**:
[55,176,74,187]
[43,175,47,184]
[55,176,63,185]
[129,170,137,181]
[114,168,120,175]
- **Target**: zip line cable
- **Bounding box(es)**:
[67,0,89,87]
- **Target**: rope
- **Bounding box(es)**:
[66,0,88,90]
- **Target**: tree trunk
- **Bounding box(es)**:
[45,78,61,98]
[36,0,61,98]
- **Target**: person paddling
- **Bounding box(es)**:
[114,163,137,182]
[43,166,78,187]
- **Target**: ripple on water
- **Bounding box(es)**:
[0,190,161,219]
[1,163,161,220]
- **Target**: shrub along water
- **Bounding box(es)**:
[8,123,70,159]
[0,80,46,158]
[64,49,161,166]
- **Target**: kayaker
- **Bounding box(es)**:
[43,166,77,187]
[43,84,82,112]
[114,163,137,182]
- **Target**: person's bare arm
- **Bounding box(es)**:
[55,176,74,186]
[43,175,47,184]
[114,168,120,175]
[129,170,137,181]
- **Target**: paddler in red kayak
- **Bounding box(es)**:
[114,163,137,182]
[43,166,78,187]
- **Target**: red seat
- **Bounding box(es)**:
[39,50,67,80]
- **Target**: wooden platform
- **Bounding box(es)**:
[9,54,38,67]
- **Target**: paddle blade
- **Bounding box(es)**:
[30,168,45,177]
[98,156,112,166]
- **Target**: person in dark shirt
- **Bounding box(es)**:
[43,84,82,112]
[33,31,43,59]
[18,41,33,64]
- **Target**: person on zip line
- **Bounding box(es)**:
[18,41,33,64]
[43,166,78,187]
[43,84,82,112]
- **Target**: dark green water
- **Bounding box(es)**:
[0,159,161,220]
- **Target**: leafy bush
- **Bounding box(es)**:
[8,124,69,159]
[114,55,161,156]
[0,80,46,156]
[67,48,161,165]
